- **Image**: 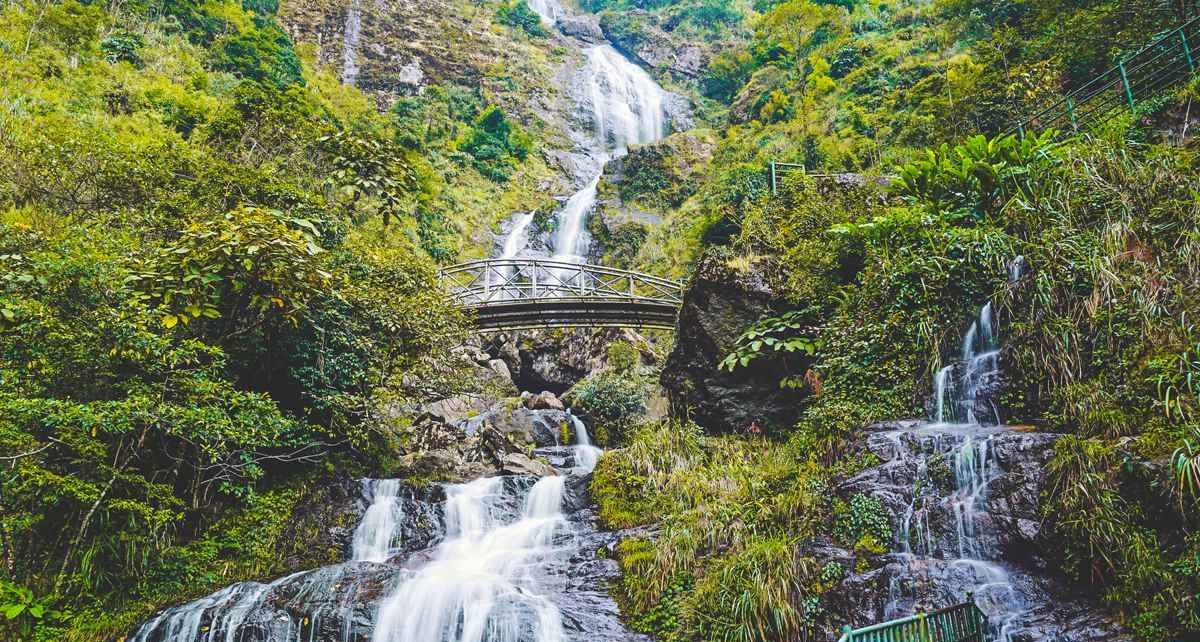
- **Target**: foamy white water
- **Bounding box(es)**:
[371,476,569,642]
[352,479,403,562]
[569,413,602,473]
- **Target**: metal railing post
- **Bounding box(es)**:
[1183,29,1195,71]
[1066,96,1077,131]
[484,262,491,300]
[530,260,538,298]
[1118,59,1136,112]
[769,161,777,195]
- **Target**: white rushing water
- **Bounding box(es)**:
[496,0,670,274]
[932,302,1001,426]
[341,0,362,86]
[372,476,569,642]
[569,412,602,473]
[351,478,403,563]
[886,297,1024,641]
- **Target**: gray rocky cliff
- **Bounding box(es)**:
[660,250,809,434]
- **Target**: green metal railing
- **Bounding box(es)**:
[767,161,839,195]
[837,599,988,642]
[1015,15,1200,136]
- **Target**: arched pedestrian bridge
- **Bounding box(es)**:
[439,259,684,331]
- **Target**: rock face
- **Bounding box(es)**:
[818,422,1132,642]
[485,328,657,394]
[660,250,808,434]
[557,14,606,44]
[599,10,710,80]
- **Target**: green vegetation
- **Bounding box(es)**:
[592,1,1200,639]
[570,343,649,444]
[0,0,552,636]
[497,0,550,38]
[6,0,1200,639]
[592,421,855,640]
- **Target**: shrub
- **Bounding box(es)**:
[458,105,534,181]
[496,1,548,37]
[571,371,648,444]
[832,493,892,552]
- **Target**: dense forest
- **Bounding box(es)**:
[1,0,1198,641]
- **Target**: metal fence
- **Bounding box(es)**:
[838,600,988,642]
[1015,15,1200,136]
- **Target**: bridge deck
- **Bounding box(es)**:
[439,259,683,331]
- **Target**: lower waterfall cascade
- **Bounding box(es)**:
[126,422,619,642]
[847,291,1127,642]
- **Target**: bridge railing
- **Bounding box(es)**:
[1014,15,1200,137]
[438,259,684,307]
[838,599,987,642]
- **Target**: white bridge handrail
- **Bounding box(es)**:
[439,259,684,307]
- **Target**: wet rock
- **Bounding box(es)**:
[462,401,569,448]
[824,425,1132,642]
[557,15,605,44]
[500,452,558,477]
[536,445,579,471]
[544,508,654,642]
[660,250,808,434]
[484,328,657,394]
[526,390,566,411]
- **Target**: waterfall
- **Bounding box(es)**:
[128,474,586,642]
[351,479,403,563]
[550,176,599,263]
[568,412,602,473]
[371,476,569,642]
[883,295,1025,640]
[502,212,536,260]
[494,0,671,278]
[527,0,563,25]
[932,302,1001,426]
[580,45,666,153]
[341,0,362,86]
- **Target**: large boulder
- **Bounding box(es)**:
[557,14,606,44]
[660,250,807,434]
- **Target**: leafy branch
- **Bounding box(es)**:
[719,311,821,389]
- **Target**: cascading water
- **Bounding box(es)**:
[371,476,569,642]
[351,479,403,563]
[568,412,602,473]
[341,0,362,86]
[127,466,619,642]
[878,299,1026,641]
[549,45,667,264]
[932,302,1002,426]
[491,0,673,291]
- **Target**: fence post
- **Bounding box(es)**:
[1117,59,1136,112]
[769,161,777,196]
[1183,29,1196,71]
[1066,96,1078,131]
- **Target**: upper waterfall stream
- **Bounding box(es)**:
[499,0,671,269]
